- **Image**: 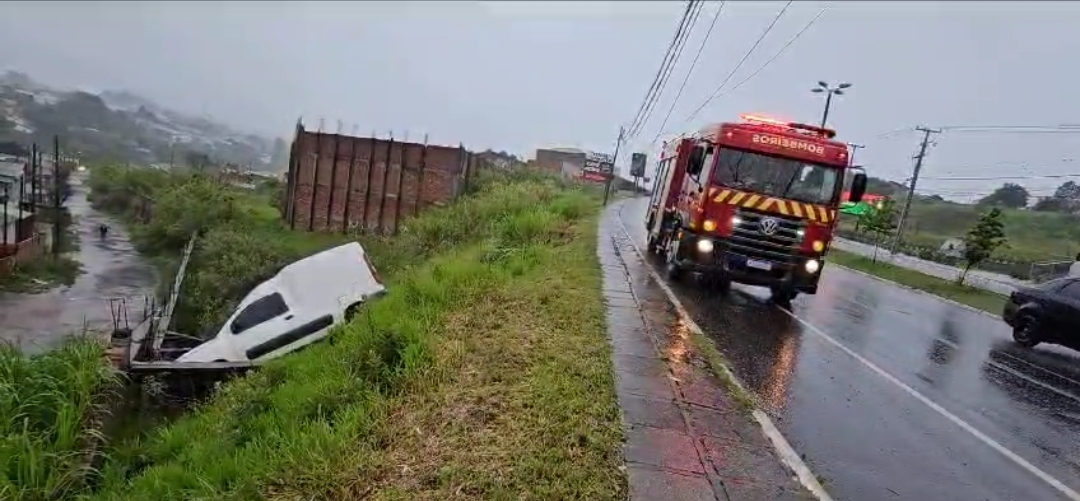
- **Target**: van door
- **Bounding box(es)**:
[228,291,295,360]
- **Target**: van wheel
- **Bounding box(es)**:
[1012,313,1041,348]
[345,302,363,321]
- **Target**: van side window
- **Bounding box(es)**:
[231,292,289,335]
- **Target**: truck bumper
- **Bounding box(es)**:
[676,233,823,294]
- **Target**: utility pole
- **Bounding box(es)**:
[602,126,625,206]
[53,135,61,257]
[891,127,940,253]
[846,143,865,167]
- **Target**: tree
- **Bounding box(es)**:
[1033,181,1080,213]
[958,207,1007,285]
[859,197,897,263]
[977,183,1029,208]
[1033,197,1070,213]
[1054,180,1080,200]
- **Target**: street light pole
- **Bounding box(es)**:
[847,143,865,167]
[811,81,851,129]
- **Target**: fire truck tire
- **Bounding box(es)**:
[664,240,682,281]
[713,275,732,294]
[647,234,659,254]
[770,286,798,307]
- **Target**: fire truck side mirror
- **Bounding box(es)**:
[687,146,706,176]
[849,172,868,203]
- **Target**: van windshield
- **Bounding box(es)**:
[712,148,841,205]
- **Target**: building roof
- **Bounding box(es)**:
[538,147,586,155]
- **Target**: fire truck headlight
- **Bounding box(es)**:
[812,240,825,253]
[696,239,715,254]
[796,228,805,238]
[731,216,743,226]
[703,219,717,232]
[805,259,821,274]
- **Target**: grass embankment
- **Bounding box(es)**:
[4,166,625,500]
[0,256,82,293]
[0,338,121,501]
[829,249,1008,315]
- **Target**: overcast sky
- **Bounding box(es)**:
[2,1,1080,201]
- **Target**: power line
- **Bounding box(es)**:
[683,0,794,126]
[942,124,1080,131]
[625,1,698,139]
[706,7,826,104]
[921,173,1080,181]
[651,1,726,144]
[628,0,703,140]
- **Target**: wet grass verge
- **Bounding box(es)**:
[0,255,82,293]
[828,249,1008,314]
[0,337,122,501]
[61,172,626,499]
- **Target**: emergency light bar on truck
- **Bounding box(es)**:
[739,114,837,139]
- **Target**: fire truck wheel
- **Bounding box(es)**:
[770,286,798,307]
[712,275,732,294]
[664,240,682,281]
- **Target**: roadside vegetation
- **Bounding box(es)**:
[829,249,1008,314]
[858,176,1080,266]
[3,164,625,500]
[0,337,121,501]
[0,255,82,293]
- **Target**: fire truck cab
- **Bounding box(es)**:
[644,114,868,305]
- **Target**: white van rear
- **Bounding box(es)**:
[176,242,385,363]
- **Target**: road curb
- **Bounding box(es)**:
[611,201,833,501]
[828,263,1002,321]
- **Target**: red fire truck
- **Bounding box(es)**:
[644,114,868,305]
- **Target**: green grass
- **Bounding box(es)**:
[0,337,122,501]
[0,256,82,293]
[80,175,624,500]
[828,249,1009,314]
[840,197,1080,264]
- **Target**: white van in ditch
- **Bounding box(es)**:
[175,242,386,364]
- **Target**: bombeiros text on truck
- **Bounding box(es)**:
[644,113,868,304]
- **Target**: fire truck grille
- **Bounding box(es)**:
[728,208,805,263]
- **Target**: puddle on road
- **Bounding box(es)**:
[0,176,157,353]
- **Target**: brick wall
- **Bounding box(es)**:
[284,128,469,234]
[0,232,45,276]
[535,149,585,178]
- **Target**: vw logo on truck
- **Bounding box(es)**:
[759,217,780,236]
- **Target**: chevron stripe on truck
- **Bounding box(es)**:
[708,187,836,223]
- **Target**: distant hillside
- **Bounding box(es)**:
[0,70,276,169]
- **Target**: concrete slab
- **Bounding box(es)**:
[624,425,707,475]
[626,464,716,501]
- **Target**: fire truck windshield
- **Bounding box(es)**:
[712,148,841,205]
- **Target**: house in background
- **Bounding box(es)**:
[535,147,586,179]
[0,161,36,245]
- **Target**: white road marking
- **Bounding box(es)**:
[616,199,1080,501]
[780,308,1080,500]
[613,207,834,501]
[829,262,1080,405]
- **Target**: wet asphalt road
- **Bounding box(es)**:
[617,197,1080,501]
[0,173,157,353]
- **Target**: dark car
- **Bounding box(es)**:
[1002,276,1080,350]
